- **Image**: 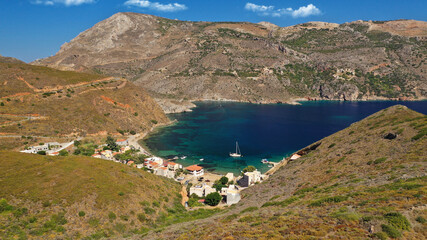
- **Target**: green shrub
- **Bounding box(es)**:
[58,149,68,156]
[108,212,117,221]
[78,211,85,217]
[373,231,388,240]
[88,217,99,227]
[118,192,124,196]
[152,201,160,208]
[294,187,315,195]
[328,143,336,148]
[415,216,426,224]
[205,192,222,206]
[0,199,14,212]
[144,207,155,214]
[137,213,146,222]
[381,224,401,238]
[374,157,387,164]
[240,206,258,214]
[222,214,238,222]
[384,212,411,230]
[151,120,158,124]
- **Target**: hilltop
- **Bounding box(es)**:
[0,59,168,148]
[34,13,427,111]
[147,105,427,239]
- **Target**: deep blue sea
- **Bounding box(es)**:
[143,101,427,175]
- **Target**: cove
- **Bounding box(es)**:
[143,101,427,175]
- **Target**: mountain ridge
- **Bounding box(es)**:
[33,13,427,112]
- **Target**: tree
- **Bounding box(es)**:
[219,176,229,185]
[58,149,68,156]
[242,165,256,174]
[74,140,81,147]
[37,151,46,155]
[106,136,119,151]
[205,192,222,206]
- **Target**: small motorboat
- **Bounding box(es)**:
[261,159,269,163]
[173,156,179,160]
[200,158,204,161]
[180,156,187,159]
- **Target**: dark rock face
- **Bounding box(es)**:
[384,133,397,140]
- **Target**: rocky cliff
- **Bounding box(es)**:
[34,13,427,110]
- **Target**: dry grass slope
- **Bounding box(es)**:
[0,61,168,144]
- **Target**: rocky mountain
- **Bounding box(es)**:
[0,58,167,142]
[34,13,427,111]
[148,105,427,239]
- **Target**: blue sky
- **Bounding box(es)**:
[1,0,426,62]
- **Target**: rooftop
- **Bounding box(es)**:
[186,165,203,171]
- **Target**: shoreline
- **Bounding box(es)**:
[131,98,427,177]
[161,97,427,114]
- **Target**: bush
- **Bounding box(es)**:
[0,199,13,212]
[416,216,426,224]
[240,206,258,214]
[205,192,222,206]
[144,207,155,214]
[242,165,256,173]
[373,232,388,240]
[381,224,401,238]
[37,151,46,155]
[118,192,124,196]
[108,212,116,221]
[219,176,229,185]
[58,149,68,156]
[137,213,146,222]
[151,120,158,124]
[78,211,85,217]
[384,212,411,230]
[374,157,387,164]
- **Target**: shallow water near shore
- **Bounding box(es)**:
[143,101,427,175]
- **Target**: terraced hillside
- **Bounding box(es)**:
[148,105,427,239]
[34,13,427,111]
[0,59,168,143]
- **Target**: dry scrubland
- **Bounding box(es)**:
[0,60,167,143]
[147,105,427,239]
[0,152,223,239]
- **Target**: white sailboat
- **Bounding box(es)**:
[229,141,242,157]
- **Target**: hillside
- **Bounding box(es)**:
[34,13,427,111]
[0,151,192,239]
[0,59,168,145]
[148,105,427,239]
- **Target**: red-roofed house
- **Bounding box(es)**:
[116,139,128,146]
[186,165,204,176]
[167,162,182,171]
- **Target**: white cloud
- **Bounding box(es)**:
[124,0,187,12]
[33,0,94,6]
[245,3,321,18]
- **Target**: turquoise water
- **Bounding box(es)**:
[143,101,427,175]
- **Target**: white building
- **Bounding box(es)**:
[186,165,204,177]
[238,170,262,187]
[189,184,215,198]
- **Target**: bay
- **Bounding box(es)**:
[143,101,427,175]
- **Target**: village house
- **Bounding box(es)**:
[166,162,182,171]
[21,141,74,155]
[115,139,128,146]
[189,184,216,198]
[221,185,241,205]
[238,170,263,187]
[154,167,175,179]
[145,161,159,170]
[145,157,163,166]
[186,165,204,177]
